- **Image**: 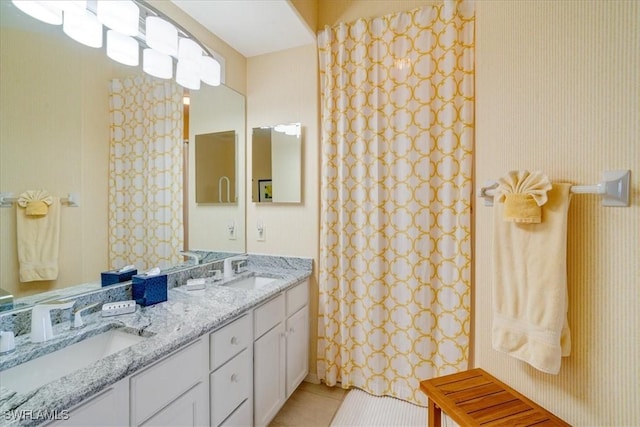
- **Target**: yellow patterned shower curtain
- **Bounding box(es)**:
[108,75,184,271]
[317,1,474,405]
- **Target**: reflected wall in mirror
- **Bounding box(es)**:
[189,86,245,252]
[195,131,237,204]
[252,123,302,203]
[0,2,246,308]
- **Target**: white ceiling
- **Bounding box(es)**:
[170,0,316,58]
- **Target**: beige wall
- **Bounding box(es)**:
[246,43,320,378]
[474,1,639,424]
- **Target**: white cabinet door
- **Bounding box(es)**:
[139,382,208,427]
[285,305,309,397]
[45,378,128,427]
[219,400,252,427]
[131,339,206,425]
[253,322,286,427]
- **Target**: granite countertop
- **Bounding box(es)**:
[0,256,312,427]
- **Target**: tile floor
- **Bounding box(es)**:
[269,381,348,427]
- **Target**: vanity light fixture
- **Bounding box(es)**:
[10,0,223,90]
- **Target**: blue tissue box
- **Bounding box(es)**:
[101,269,138,287]
[132,274,167,307]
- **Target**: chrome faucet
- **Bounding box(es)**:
[180,251,202,265]
[72,302,100,329]
[31,300,75,343]
[223,255,248,279]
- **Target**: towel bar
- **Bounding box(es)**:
[478,170,630,207]
[0,192,80,208]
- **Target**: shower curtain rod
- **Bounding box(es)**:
[478,170,630,207]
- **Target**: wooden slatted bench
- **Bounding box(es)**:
[419,368,571,426]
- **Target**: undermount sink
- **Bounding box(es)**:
[225,276,276,290]
[0,328,149,394]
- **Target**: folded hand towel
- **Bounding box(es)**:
[16,196,61,282]
[17,190,53,216]
[495,171,552,223]
[492,182,572,374]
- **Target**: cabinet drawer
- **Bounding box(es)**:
[131,339,205,425]
[211,349,251,427]
[254,294,285,339]
[286,280,309,316]
[210,314,251,370]
[220,399,252,427]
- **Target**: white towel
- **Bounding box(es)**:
[492,183,572,374]
[16,196,61,282]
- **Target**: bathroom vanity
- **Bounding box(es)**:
[0,256,312,427]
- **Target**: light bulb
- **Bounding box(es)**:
[63,10,102,48]
[11,1,62,25]
[201,56,221,86]
[146,16,178,57]
[143,49,173,79]
[176,60,201,90]
[97,0,139,36]
[106,30,139,66]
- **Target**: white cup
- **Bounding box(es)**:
[0,331,15,354]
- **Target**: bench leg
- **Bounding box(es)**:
[428,398,441,427]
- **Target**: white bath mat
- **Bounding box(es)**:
[330,389,426,427]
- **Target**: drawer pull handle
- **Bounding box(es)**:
[289,327,295,333]
[230,336,238,345]
[231,373,239,383]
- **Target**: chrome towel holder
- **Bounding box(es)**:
[0,192,80,208]
[478,170,630,207]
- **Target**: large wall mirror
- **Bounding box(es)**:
[0,2,245,310]
[252,123,302,203]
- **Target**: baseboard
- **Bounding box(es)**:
[304,373,320,384]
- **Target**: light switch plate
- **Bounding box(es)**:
[257,221,265,241]
[228,220,236,240]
